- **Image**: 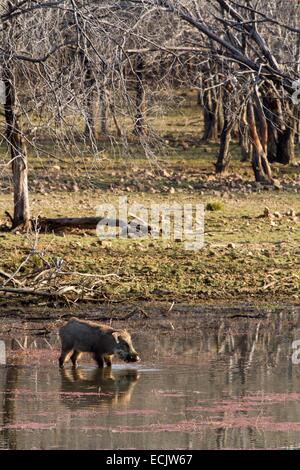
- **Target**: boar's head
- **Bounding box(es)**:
[112,330,140,363]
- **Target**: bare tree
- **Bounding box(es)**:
[2,0,300,229]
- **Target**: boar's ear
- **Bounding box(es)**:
[112,331,120,343]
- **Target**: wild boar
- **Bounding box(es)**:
[58,317,140,368]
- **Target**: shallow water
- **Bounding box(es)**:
[1,310,300,449]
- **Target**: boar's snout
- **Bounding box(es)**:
[126,353,140,363]
[115,349,140,363]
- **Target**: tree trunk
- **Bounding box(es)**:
[217,88,224,135]
[99,87,109,136]
[275,106,296,165]
[247,96,273,183]
[110,101,123,138]
[215,120,233,173]
[83,56,97,141]
[296,110,300,145]
[264,89,295,165]
[295,35,300,144]
[239,128,253,162]
[202,88,219,142]
[3,63,30,230]
[215,87,234,173]
[133,54,146,136]
[267,121,278,163]
[99,71,109,136]
[239,105,252,162]
[276,126,296,164]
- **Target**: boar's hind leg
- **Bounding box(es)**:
[71,351,82,367]
[59,349,73,368]
[93,352,104,368]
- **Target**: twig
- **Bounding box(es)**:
[0,286,63,298]
[57,271,120,278]
[0,269,23,286]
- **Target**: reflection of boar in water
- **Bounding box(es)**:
[60,367,139,410]
[59,317,140,368]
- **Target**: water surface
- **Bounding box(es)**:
[1,310,300,449]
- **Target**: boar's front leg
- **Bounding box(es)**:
[70,351,82,368]
[104,355,113,367]
[59,348,73,368]
[93,352,104,368]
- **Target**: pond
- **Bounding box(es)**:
[1,308,300,449]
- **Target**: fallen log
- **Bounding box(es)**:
[37,216,108,231]
[0,286,60,298]
[36,216,154,234]
[0,286,98,303]
[0,285,116,304]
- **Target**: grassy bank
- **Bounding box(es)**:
[1,92,300,307]
[1,187,300,306]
